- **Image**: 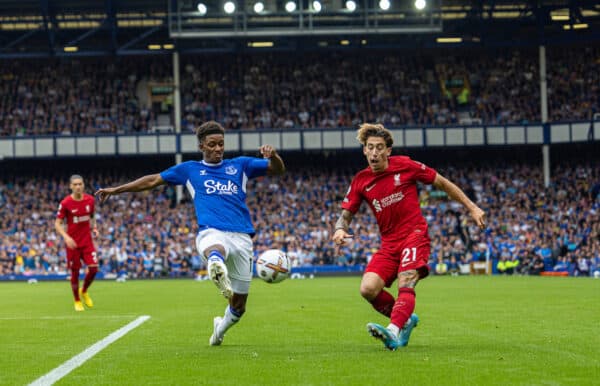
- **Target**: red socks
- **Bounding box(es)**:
[391,288,416,329]
[371,288,417,327]
[70,269,80,301]
[83,266,98,292]
[370,290,395,317]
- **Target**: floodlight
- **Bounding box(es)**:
[197,2,207,15]
[254,2,264,13]
[285,1,296,12]
[224,1,236,14]
[345,0,356,12]
[379,0,390,11]
[415,0,426,10]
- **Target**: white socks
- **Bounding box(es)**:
[386,323,400,337]
[217,306,241,337]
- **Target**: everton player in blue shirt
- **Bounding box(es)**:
[95,121,285,345]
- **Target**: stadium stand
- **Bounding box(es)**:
[0,57,172,136]
[1,46,598,135]
[0,1,598,282]
[1,149,599,279]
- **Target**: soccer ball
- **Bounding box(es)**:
[256,249,290,283]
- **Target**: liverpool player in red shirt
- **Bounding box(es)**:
[332,123,486,350]
[54,175,99,312]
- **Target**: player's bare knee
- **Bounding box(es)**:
[359,282,380,301]
[360,272,385,301]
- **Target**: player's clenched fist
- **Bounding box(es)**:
[259,144,276,159]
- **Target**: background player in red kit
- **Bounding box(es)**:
[55,174,99,312]
[332,123,486,350]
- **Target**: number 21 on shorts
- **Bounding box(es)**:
[401,247,417,268]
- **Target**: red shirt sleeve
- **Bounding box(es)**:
[341,175,363,214]
[56,198,68,220]
[409,158,437,185]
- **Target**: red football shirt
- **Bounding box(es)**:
[342,155,437,241]
[56,194,95,247]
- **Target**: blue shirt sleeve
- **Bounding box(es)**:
[239,156,269,178]
[160,163,188,185]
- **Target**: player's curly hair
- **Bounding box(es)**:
[356,123,394,147]
[196,121,225,143]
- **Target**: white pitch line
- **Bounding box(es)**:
[28,315,150,386]
[0,315,140,320]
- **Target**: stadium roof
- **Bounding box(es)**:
[0,0,598,58]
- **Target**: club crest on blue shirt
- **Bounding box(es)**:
[225,166,238,175]
[199,170,207,175]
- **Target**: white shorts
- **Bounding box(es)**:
[196,228,254,294]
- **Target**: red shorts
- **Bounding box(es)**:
[66,244,98,270]
[365,230,431,288]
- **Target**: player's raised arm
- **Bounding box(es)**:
[332,209,354,245]
[260,144,285,175]
[95,173,166,203]
[432,173,486,229]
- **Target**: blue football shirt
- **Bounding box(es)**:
[160,157,269,235]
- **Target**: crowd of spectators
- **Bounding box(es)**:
[1,155,599,279]
[0,57,171,136]
[1,46,598,136]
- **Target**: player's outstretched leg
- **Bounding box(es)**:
[209,306,244,346]
[207,251,233,299]
[209,316,224,346]
[398,313,419,347]
[79,288,94,308]
[366,322,401,351]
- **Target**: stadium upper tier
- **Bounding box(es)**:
[0,46,598,137]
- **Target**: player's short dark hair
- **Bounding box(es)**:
[69,174,84,183]
[196,121,225,143]
[356,123,394,147]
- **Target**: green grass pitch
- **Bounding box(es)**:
[1,276,599,385]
